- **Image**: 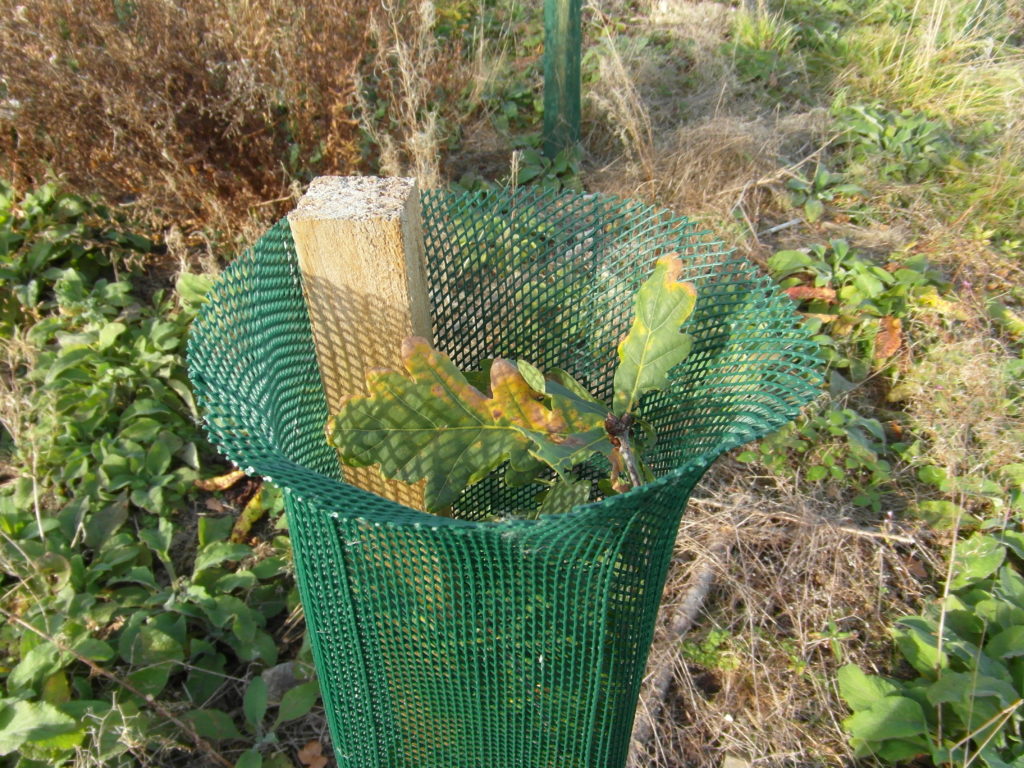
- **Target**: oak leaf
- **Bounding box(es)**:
[329,338,606,511]
[613,254,697,415]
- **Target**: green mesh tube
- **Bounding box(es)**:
[187,188,821,768]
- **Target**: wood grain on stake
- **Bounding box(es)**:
[288,176,430,509]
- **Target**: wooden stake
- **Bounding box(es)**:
[288,176,430,509]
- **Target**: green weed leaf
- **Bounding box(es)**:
[176,272,215,311]
[613,254,697,415]
[274,680,320,726]
[950,534,1006,590]
[837,664,900,711]
[893,617,948,676]
[243,677,268,731]
[985,626,1024,660]
[843,694,928,742]
[928,672,1018,707]
[7,642,64,693]
[234,750,262,768]
[804,197,825,222]
[0,700,79,755]
[182,708,244,741]
[193,542,251,575]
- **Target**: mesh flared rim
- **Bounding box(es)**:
[187,188,822,532]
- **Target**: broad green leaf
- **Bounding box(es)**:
[873,738,930,762]
[1001,530,1024,560]
[145,441,173,477]
[613,254,697,415]
[804,197,825,222]
[843,695,928,742]
[985,626,1024,660]
[97,321,127,350]
[768,249,815,278]
[186,653,228,705]
[329,338,606,510]
[545,368,600,404]
[512,380,611,476]
[274,680,320,726]
[182,708,244,741]
[837,664,900,711]
[243,677,268,730]
[235,750,262,768]
[504,454,547,488]
[84,494,130,549]
[893,617,948,676]
[41,671,71,705]
[194,541,252,575]
[535,477,590,518]
[928,672,1019,707]
[914,500,973,530]
[121,624,183,666]
[139,516,174,576]
[997,564,1024,610]
[8,642,64,692]
[950,533,1006,590]
[176,272,215,310]
[0,700,79,755]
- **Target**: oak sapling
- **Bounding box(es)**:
[327,253,697,517]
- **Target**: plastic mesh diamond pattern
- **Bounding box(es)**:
[187,188,821,768]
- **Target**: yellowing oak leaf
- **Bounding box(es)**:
[613,253,697,415]
[329,337,607,511]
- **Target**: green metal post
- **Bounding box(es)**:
[542,0,582,160]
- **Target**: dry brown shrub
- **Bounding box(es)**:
[0,0,467,236]
[629,462,933,768]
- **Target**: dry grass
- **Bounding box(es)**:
[629,462,935,768]
[583,2,834,246]
[0,0,473,238]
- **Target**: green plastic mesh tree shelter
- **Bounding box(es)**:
[187,186,821,768]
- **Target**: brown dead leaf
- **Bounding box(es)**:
[874,316,902,359]
[904,557,928,579]
[204,497,227,513]
[785,285,837,303]
[194,469,246,492]
[297,741,328,768]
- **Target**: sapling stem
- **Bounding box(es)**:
[617,429,644,489]
[605,412,643,490]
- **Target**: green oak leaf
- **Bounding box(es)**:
[613,253,697,415]
[329,337,607,511]
[504,454,546,488]
[533,477,590,519]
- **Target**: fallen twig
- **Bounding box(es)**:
[757,218,803,237]
[630,536,731,756]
